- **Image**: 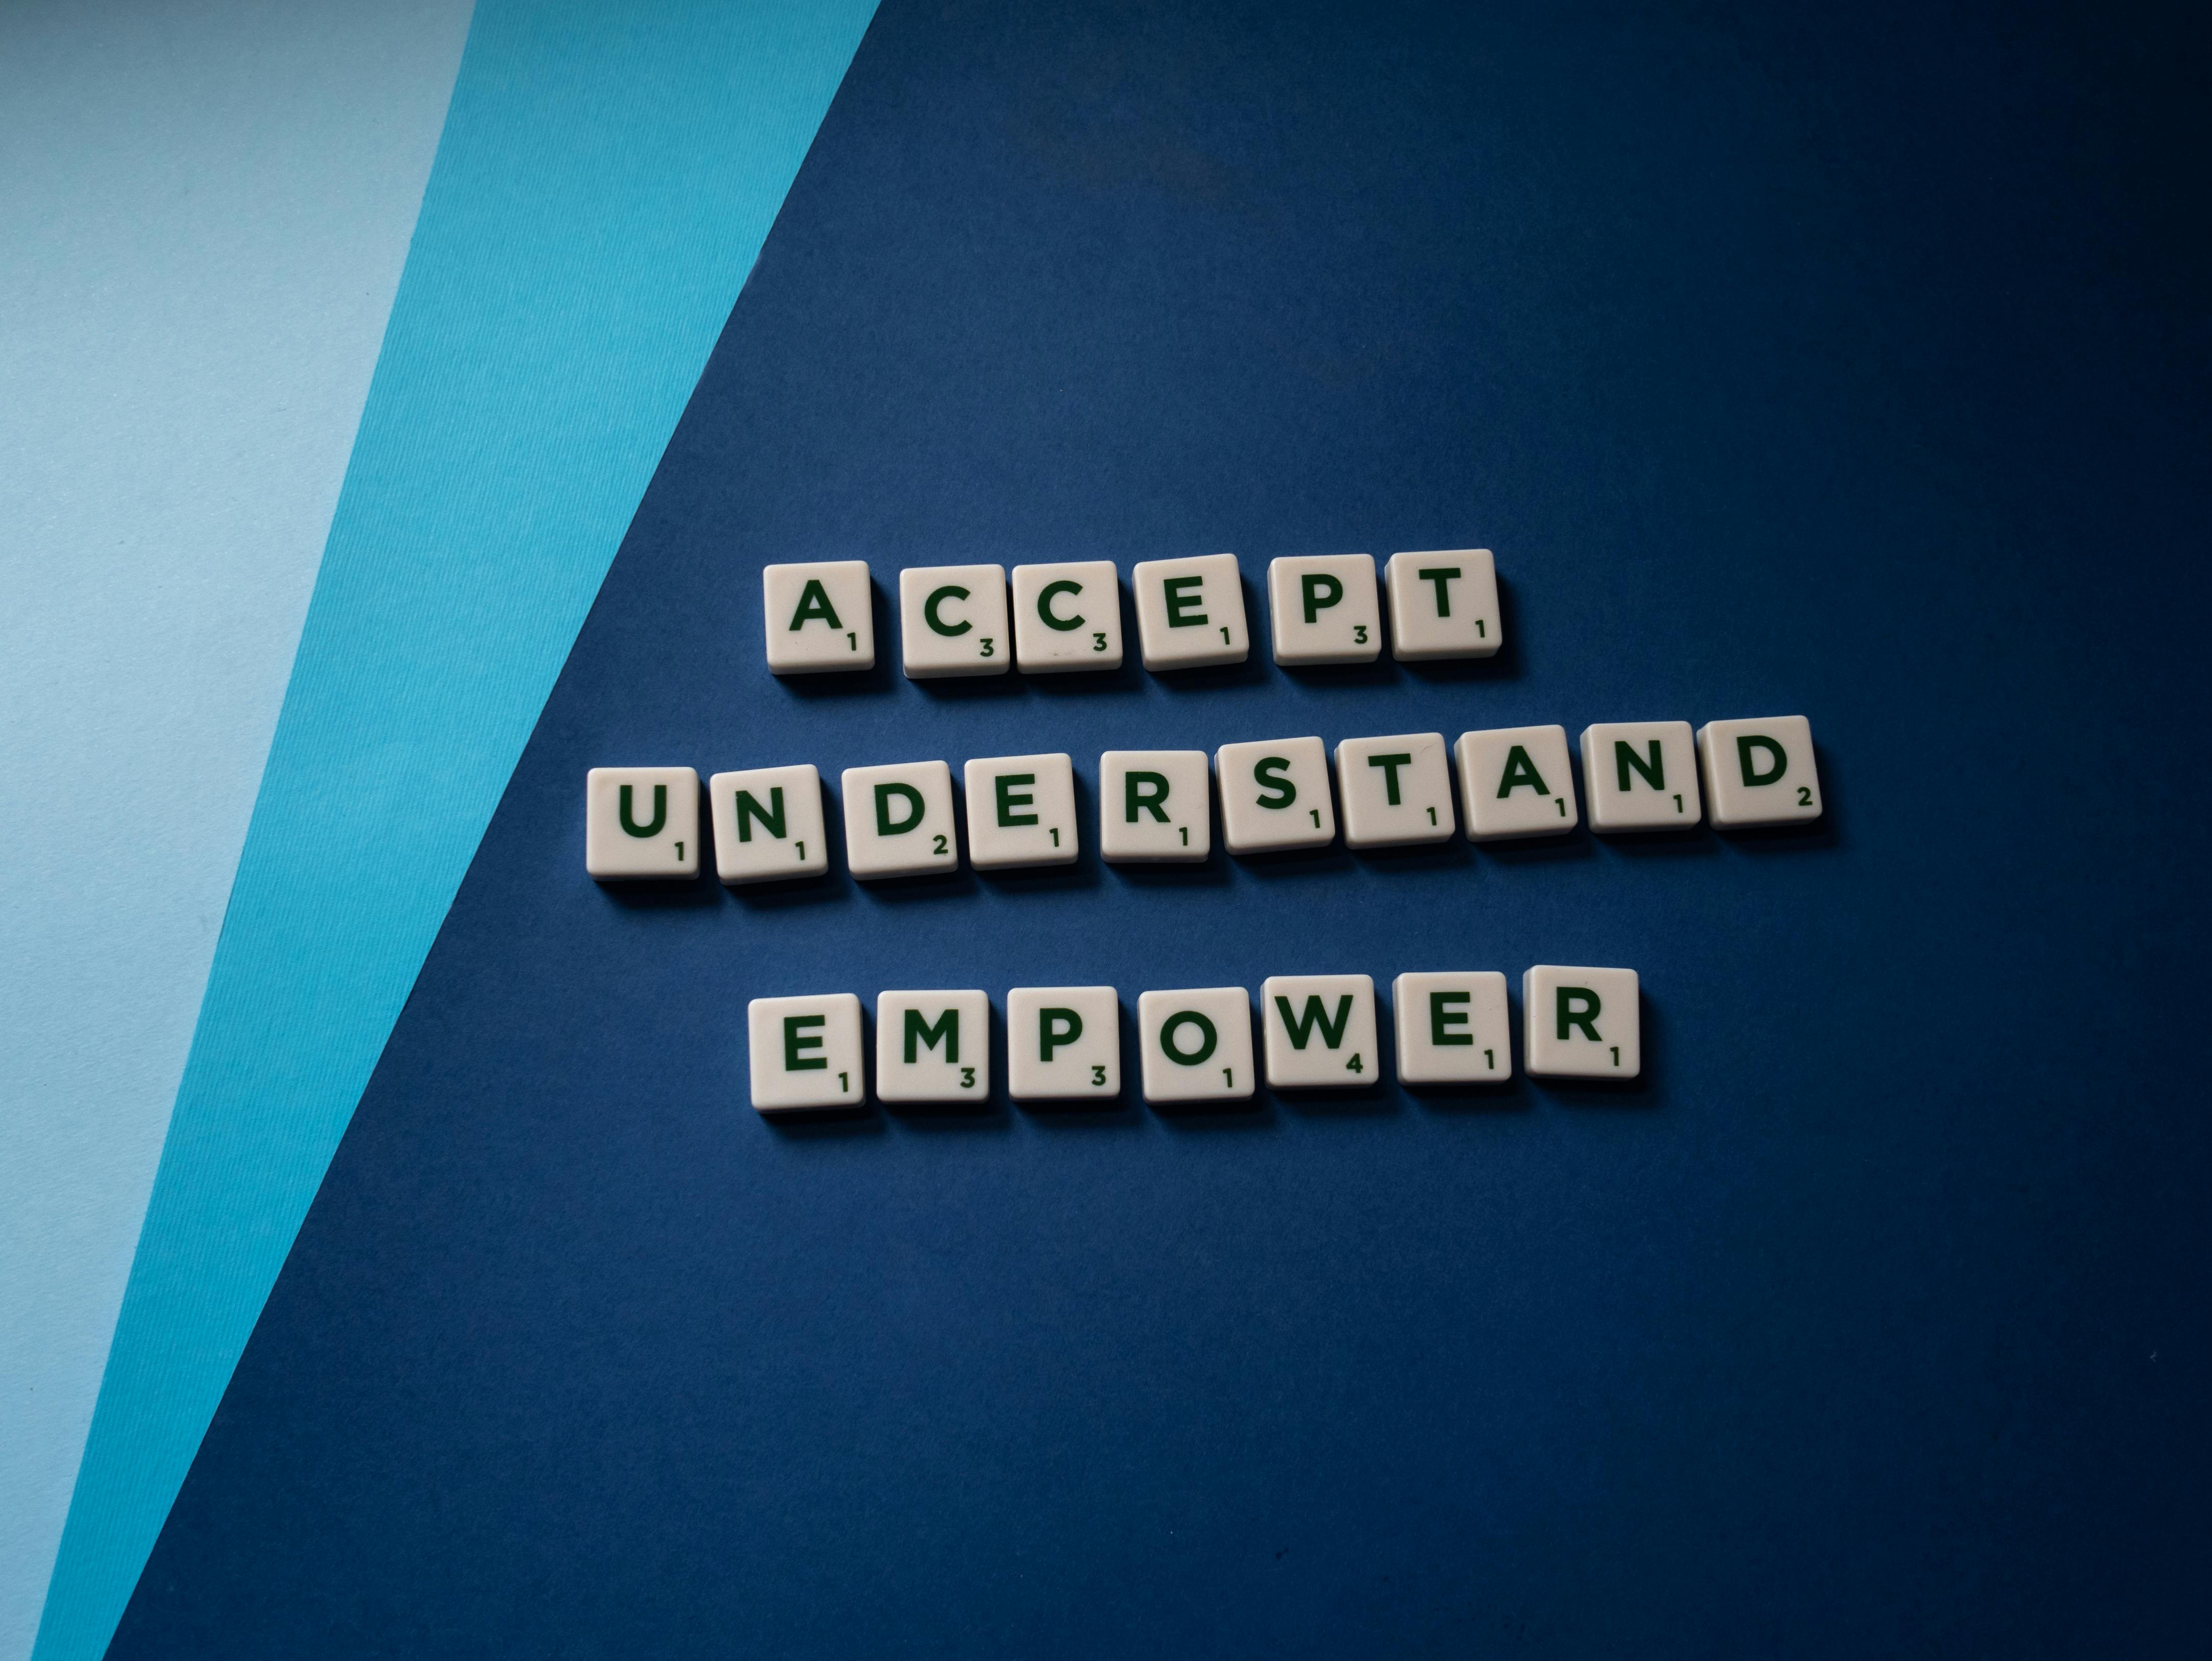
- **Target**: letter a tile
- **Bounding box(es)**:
[762,561,874,673]
[1454,725,1579,840]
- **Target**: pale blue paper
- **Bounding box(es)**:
[0,6,472,1657]
[29,3,879,1657]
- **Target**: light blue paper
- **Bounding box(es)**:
[29,3,879,1657]
[0,5,471,1656]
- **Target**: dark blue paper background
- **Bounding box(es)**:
[115,0,2209,1653]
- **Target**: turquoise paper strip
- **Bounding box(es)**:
[31,3,878,1656]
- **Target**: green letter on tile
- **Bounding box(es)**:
[1556,987,1602,1041]
[783,1013,827,1071]
[1496,745,1550,798]
[1301,572,1343,623]
[1615,740,1664,792]
[789,579,842,631]
[1040,1007,1083,1060]
[875,782,925,836]
[734,787,785,842]
[1737,735,1788,787]
[995,773,1038,827]
[619,783,666,838]
[904,1007,959,1064]
[1125,771,1170,823]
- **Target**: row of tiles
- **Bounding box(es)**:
[586,716,1819,881]
[747,969,1641,1113]
[761,550,1500,677]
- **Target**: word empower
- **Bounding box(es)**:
[760,550,1500,678]
[747,967,1641,1113]
[584,717,1818,881]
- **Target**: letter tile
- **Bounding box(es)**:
[1131,553,1248,670]
[1216,736,1334,853]
[898,563,1010,679]
[1579,720,1701,832]
[1261,973,1378,1088]
[584,766,699,880]
[964,752,1078,869]
[1137,987,1256,1105]
[1384,549,1500,661]
[1521,965,1640,1079]
[1098,749,1211,863]
[839,760,959,878]
[875,990,991,1104]
[1453,724,1580,840]
[1696,715,1821,827]
[709,764,828,885]
[762,560,875,674]
[747,993,866,1111]
[1266,553,1381,666]
[1012,560,1123,672]
[1391,971,1511,1085]
[1006,985,1121,1102]
[1336,732,1454,847]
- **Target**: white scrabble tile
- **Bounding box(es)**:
[839,760,960,878]
[1391,971,1511,1085]
[584,766,700,880]
[1006,985,1121,1102]
[1216,736,1335,854]
[709,764,829,885]
[1137,987,1256,1105]
[747,993,866,1112]
[1384,549,1500,661]
[963,752,1078,869]
[1261,973,1379,1088]
[1011,560,1123,673]
[898,563,1010,678]
[1131,553,1249,670]
[874,989,990,1104]
[1098,749,1211,863]
[1580,720,1702,832]
[1335,732,1454,848]
[1522,965,1640,1079]
[1266,554,1381,666]
[761,560,874,673]
[1454,724,1580,840]
[1697,715,1822,828]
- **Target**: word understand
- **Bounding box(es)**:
[745,966,1640,1112]
[582,717,1819,881]
[758,551,1501,679]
